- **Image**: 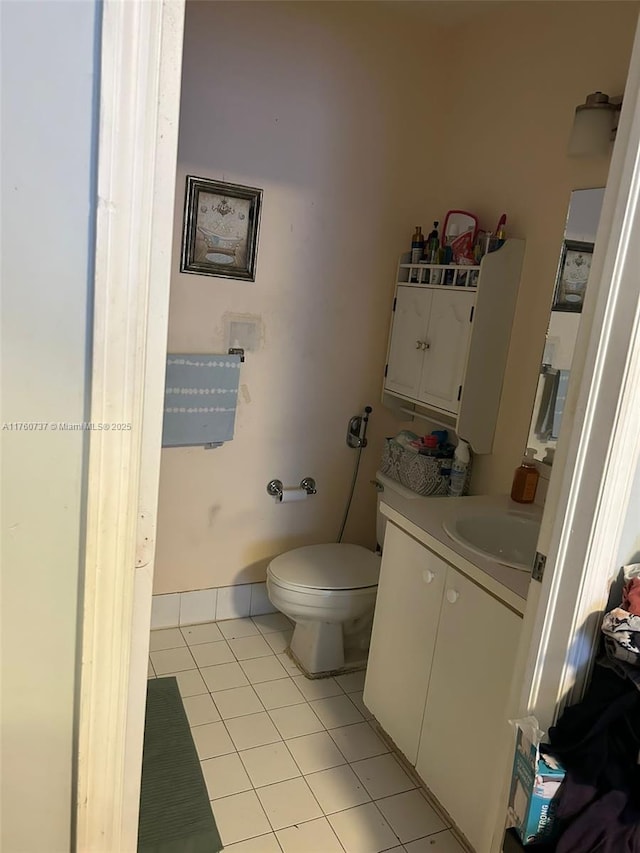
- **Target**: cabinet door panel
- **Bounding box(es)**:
[418,290,475,414]
[363,522,446,764]
[385,287,432,400]
[416,567,521,852]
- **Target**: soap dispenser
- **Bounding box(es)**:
[511,448,539,504]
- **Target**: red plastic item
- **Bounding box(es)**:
[441,209,479,247]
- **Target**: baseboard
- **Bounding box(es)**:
[150,582,277,629]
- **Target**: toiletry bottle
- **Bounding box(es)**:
[443,224,458,284]
[426,221,441,284]
[426,221,440,258]
[510,448,539,503]
[448,439,470,497]
[410,226,424,281]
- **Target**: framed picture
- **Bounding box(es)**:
[180,176,262,281]
[552,239,594,313]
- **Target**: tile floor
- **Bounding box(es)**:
[148,614,465,853]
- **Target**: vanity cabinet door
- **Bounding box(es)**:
[417,290,475,415]
[415,566,521,853]
[363,522,447,764]
[384,286,432,400]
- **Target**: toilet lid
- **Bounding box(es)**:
[268,544,380,591]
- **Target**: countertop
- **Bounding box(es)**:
[377,479,541,615]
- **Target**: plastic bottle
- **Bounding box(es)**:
[448,439,470,497]
[426,221,441,284]
[410,226,424,281]
[510,448,539,503]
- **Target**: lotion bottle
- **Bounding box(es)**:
[448,439,470,497]
[511,448,539,503]
[410,226,424,281]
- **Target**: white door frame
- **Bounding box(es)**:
[520,16,640,733]
[75,2,185,850]
[76,1,640,848]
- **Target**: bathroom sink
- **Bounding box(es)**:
[442,510,541,571]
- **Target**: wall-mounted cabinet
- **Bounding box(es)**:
[382,239,525,453]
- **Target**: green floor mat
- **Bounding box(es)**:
[138,677,222,853]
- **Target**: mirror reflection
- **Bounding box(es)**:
[527,188,605,464]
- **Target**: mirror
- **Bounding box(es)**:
[527,187,605,464]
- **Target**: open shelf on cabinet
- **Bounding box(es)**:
[399,259,481,289]
[383,240,526,454]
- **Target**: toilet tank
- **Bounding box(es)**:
[375,470,421,550]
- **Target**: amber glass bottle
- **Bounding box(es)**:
[511,449,539,504]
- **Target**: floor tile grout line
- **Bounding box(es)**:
[237,738,303,793]
[367,797,404,849]
[151,622,456,851]
[194,649,353,807]
[269,813,350,853]
[208,788,273,847]
[215,701,408,824]
[254,771,328,836]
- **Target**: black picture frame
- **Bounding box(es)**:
[552,239,594,313]
[180,176,262,281]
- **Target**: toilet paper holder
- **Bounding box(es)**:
[266,477,317,499]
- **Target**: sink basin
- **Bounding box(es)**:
[442,510,540,571]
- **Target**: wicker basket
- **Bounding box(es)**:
[380,438,453,497]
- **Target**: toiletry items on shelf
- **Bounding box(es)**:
[510,448,539,503]
[424,222,442,284]
[442,210,478,248]
[393,429,422,453]
[447,439,471,497]
[380,434,454,497]
[409,430,453,458]
[410,226,424,281]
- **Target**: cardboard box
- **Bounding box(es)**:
[507,721,565,845]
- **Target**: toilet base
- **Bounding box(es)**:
[288,617,372,678]
[286,644,368,680]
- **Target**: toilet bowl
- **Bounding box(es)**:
[267,543,380,676]
[266,474,410,677]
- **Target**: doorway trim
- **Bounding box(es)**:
[75,1,185,850]
[519,18,640,734]
[76,1,640,849]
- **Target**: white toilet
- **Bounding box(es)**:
[266,479,400,677]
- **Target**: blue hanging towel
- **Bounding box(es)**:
[162,354,242,448]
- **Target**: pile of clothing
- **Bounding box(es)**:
[536,564,640,852]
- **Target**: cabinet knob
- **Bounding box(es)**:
[415,340,422,349]
[446,589,460,604]
[422,341,430,351]
[422,569,436,584]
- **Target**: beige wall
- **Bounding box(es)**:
[1,2,98,849]
[425,1,638,494]
[155,0,638,594]
[154,1,436,592]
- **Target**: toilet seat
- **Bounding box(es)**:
[268,543,379,591]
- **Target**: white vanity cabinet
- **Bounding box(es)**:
[363,520,448,764]
[416,565,521,852]
[364,519,522,853]
[383,239,525,453]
